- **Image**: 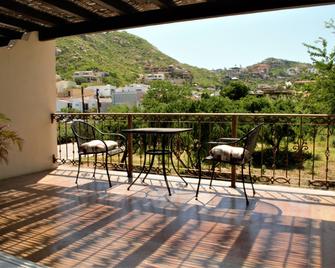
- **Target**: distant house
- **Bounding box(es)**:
[143,65,193,84]
[144,73,165,81]
[286,67,300,76]
[85,84,117,97]
[73,70,108,84]
[248,64,270,79]
[56,80,77,97]
[111,84,149,107]
[56,96,112,112]
[226,66,242,79]
[253,84,294,98]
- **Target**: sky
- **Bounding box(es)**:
[126,4,335,70]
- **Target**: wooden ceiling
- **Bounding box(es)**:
[0,0,335,47]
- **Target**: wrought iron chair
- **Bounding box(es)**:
[196,124,263,205]
[71,120,128,187]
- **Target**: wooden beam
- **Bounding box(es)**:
[0,37,9,47]
[94,0,137,15]
[40,0,102,20]
[0,1,68,26]
[0,27,23,39]
[39,0,335,41]
[0,13,45,31]
[151,0,177,8]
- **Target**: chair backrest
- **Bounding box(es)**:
[71,120,97,147]
[244,123,263,154]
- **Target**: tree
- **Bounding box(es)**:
[220,81,250,100]
[303,19,335,113]
[141,81,192,112]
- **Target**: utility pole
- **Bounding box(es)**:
[96,89,101,113]
[81,86,85,113]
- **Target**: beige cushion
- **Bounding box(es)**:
[80,140,118,153]
[209,145,251,163]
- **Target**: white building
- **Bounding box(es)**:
[111,84,149,107]
[85,84,117,97]
[56,96,112,112]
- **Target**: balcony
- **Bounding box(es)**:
[1,112,335,267]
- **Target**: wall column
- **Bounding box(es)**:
[0,32,57,179]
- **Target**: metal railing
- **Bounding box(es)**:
[51,112,335,189]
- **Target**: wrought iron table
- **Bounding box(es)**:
[122,127,192,195]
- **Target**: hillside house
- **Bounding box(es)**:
[56,96,112,112]
[226,66,243,79]
[248,63,270,79]
[144,72,165,81]
[73,70,108,84]
[85,84,117,97]
[111,84,148,107]
[286,67,300,76]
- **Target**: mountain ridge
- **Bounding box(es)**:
[56,31,309,87]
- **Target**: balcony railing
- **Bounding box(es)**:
[51,112,335,189]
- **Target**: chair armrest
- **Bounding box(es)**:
[218,137,240,142]
[208,137,241,146]
[98,130,127,141]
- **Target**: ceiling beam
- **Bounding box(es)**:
[40,0,102,20]
[151,0,177,8]
[0,13,45,31]
[39,0,335,41]
[94,0,138,15]
[0,27,23,39]
[0,1,68,26]
[0,36,9,45]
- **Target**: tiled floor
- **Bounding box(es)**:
[0,166,335,267]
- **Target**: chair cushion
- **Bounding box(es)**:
[80,140,118,154]
[209,145,251,163]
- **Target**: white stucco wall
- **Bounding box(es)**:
[0,32,57,179]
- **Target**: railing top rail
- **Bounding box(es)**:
[52,112,335,118]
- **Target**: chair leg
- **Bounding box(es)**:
[210,160,216,188]
[92,154,97,179]
[123,153,130,179]
[76,155,81,184]
[195,159,202,200]
[241,164,249,206]
[170,152,188,186]
[249,162,256,196]
[105,153,111,187]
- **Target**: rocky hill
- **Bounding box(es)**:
[56,31,222,87]
[56,31,310,87]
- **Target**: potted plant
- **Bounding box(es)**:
[0,113,23,164]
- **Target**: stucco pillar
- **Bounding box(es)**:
[0,32,57,179]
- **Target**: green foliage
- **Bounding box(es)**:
[241,96,272,113]
[108,104,131,113]
[141,81,193,112]
[60,107,81,113]
[303,19,335,113]
[0,113,23,165]
[220,81,250,100]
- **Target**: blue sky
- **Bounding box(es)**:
[126,4,335,69]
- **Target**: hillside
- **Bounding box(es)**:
[259,57,311,77]
[56,31,222,87]
[56,32,310,88]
